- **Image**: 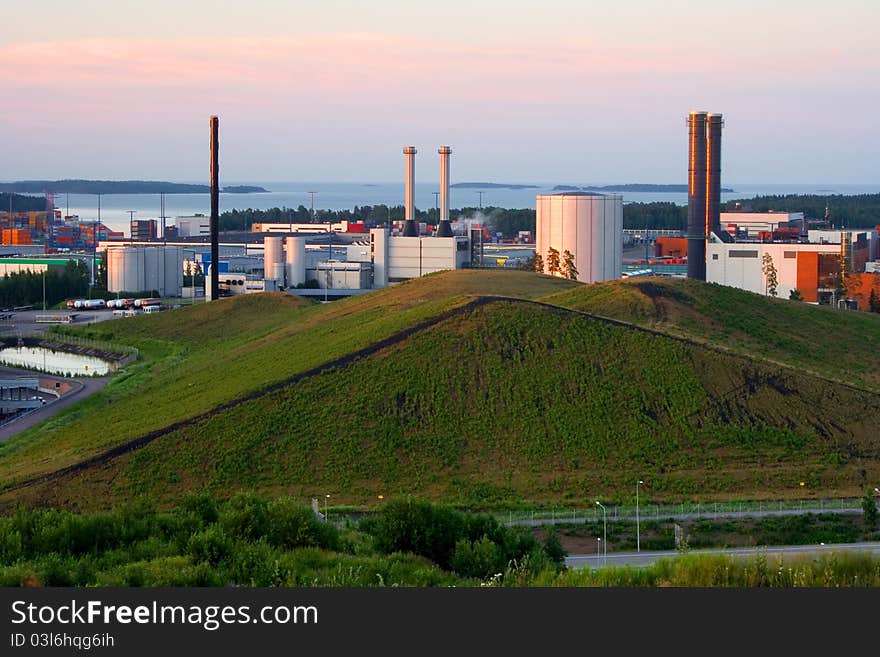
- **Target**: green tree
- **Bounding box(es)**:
[546,248,561,276]
[533,253,544,274]
[542,527,567,569]
[863,489,877,530]
[789,288,803,302]
[561,250,578,280]
[761,252,778,297]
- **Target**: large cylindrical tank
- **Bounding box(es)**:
[108,247,146,294]
[162,246,183,297]
[535,193,622,284]
[285,237,306,287]
[143,247,160,294]
[264,236,283,284]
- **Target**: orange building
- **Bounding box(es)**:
[654,237,688,258]
[844,273,880,311]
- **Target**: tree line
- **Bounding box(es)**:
[0,260,89,309]
[0,193,45,213]
[219,193,880,238]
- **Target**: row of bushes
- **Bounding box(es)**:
[0,496,565,586]
[361,498,566,578]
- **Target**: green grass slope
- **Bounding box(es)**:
[0,271,576,487]
[7,299,879,511]
[543,277,880,391]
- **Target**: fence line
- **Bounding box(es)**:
[497,497,862,525]
[45,331,140,359]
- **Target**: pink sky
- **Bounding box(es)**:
[1,22,877,182]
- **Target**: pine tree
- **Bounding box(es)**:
[546,248,561,276]
[761,252,778,297]
[561,250,579,280]
[533,253,544,274]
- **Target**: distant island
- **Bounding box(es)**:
[580,183,735,193]
[552,185,581,191]
[0,180,269,194]
[451,182,540,189]
[222,185,267,194]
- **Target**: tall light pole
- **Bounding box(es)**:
[596,537,601,568]
[308,191,317,223]
[596,500,607,566]
[324,494,330,522]
[636,479,644,553]
[477,190,484,209]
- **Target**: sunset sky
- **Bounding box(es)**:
[2,1,877,183]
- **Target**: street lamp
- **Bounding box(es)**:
[596,537,602,568]
[596,501,607,566]
[324,494,330,522]
[636,479,644,553]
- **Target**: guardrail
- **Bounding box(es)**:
[496,498,864,525]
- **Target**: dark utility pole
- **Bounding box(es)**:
[210,115,220,302]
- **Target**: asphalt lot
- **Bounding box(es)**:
[0,308,116,335]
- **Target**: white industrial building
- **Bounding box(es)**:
[107,246,183,297]
[175,216,211,237]
[358,229,470,287]
[535,193,623,284]
[720,211,804,237]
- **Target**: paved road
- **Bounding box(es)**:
[0,371,110,442]
[566,541,880,570]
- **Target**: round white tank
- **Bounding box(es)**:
[143,247,160,294]
[535,193,623,284]
[264,236,283,283]
[108,247,146,294]
[285,237,306,287]
[162,246,183,297]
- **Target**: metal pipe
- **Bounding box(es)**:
[210,115,220,301]
[706,113,724,242]
[686,111,708,280]
[437,146,453,237]
[402,146,418,237]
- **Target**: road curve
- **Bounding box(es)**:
[566,541,880,570]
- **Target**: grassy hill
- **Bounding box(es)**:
[0,271,575,489]
[543,278,880,391]
[4,282,879,511]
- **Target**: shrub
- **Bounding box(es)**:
[187,526,232,566]
[450,535,504,579]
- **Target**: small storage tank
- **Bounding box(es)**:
[535,193,623,283]
[285,237,306,287]
[264,236,283,284]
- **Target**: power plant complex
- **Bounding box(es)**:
[4,110,879,312]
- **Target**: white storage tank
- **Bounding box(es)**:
[535,193,623,284]
[143,247,160,294]
[263,236,283,285]
[162,246,183,297]
[108,247,146,294]
[285,237,306,287]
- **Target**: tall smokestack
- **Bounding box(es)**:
[686,111,708,281]
[436,146,453,237]
[705,113,723,242]
[402,146,418,237]
[209,116,220,300]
